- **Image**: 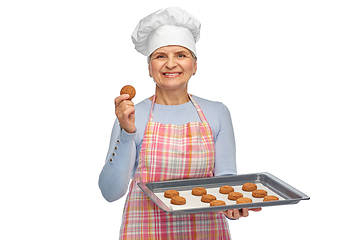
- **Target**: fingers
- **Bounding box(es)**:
[240,208,249,217]
[221,208,262,219]
[114,94,135,118]
[115,94,133,107]
[249,207,262,212]
[221,210,234,219]
[240,208,262,217]
[122,105,135,116]
[220,209,241,220]
[232,209,241,219]
[221,209,243,219]
[114,94,136,133]
[116,105,135,122]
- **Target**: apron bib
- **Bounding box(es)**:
[119,95,231,240]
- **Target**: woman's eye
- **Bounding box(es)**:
[156,55,165,59]
[178,54,185,58]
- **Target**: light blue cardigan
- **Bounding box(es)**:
[99,95,237,202]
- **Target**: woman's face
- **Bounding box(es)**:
[148,45,197,91]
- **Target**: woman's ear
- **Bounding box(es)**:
[193,61,197,75]
[148,63,152,78]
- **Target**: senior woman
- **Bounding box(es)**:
[99,7,260,239]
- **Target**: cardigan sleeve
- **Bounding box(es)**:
[98,119,137,202]
[98,97,237,202]
[213,103,237,176]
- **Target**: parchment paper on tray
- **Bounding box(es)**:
[138,172,310,215]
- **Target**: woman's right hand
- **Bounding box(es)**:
[115,94,136,134]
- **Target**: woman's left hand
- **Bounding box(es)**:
[221,208,262,220]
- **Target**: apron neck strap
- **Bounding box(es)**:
[149,94,208,123]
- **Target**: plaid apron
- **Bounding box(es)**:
[119,95,231,239]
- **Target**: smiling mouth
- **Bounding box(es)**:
[163,73,181,76]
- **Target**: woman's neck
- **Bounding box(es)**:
[151,86,190,105]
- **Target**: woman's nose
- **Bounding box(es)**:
[165,57,177,69]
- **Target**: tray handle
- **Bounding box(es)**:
[263,172,310,200]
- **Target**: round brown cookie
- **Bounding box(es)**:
[210,200,226,207]
[228,192,243,200]
[201,194,217,203]
[170,196,186,205]
[252,189,268,198]
[263,195,279,202]
[242,183,257,192]
[120,85,136,100]
[164,190,179,199]
[236,197,253,204]
[192,187,207,196]
[219,185,234,194]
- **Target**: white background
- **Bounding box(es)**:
[1,0,359,239]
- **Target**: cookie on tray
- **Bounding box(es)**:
[252,189,268,198]
[192,187,207,196]
[164,190,179,199]
[242,183,257,192]
[228,192,243,200]
[170,196,186,205]
[219,185,234,194]
[236,197,253,204]
[210,200,226,207]
[201,194,217,203]
[263,195,279,202]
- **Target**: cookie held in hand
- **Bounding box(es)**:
[120,85,136,100]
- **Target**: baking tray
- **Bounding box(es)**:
[137,172,310,215]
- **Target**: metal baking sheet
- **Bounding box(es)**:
[137,172,310,215]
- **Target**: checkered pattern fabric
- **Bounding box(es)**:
[119,95,231,239]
